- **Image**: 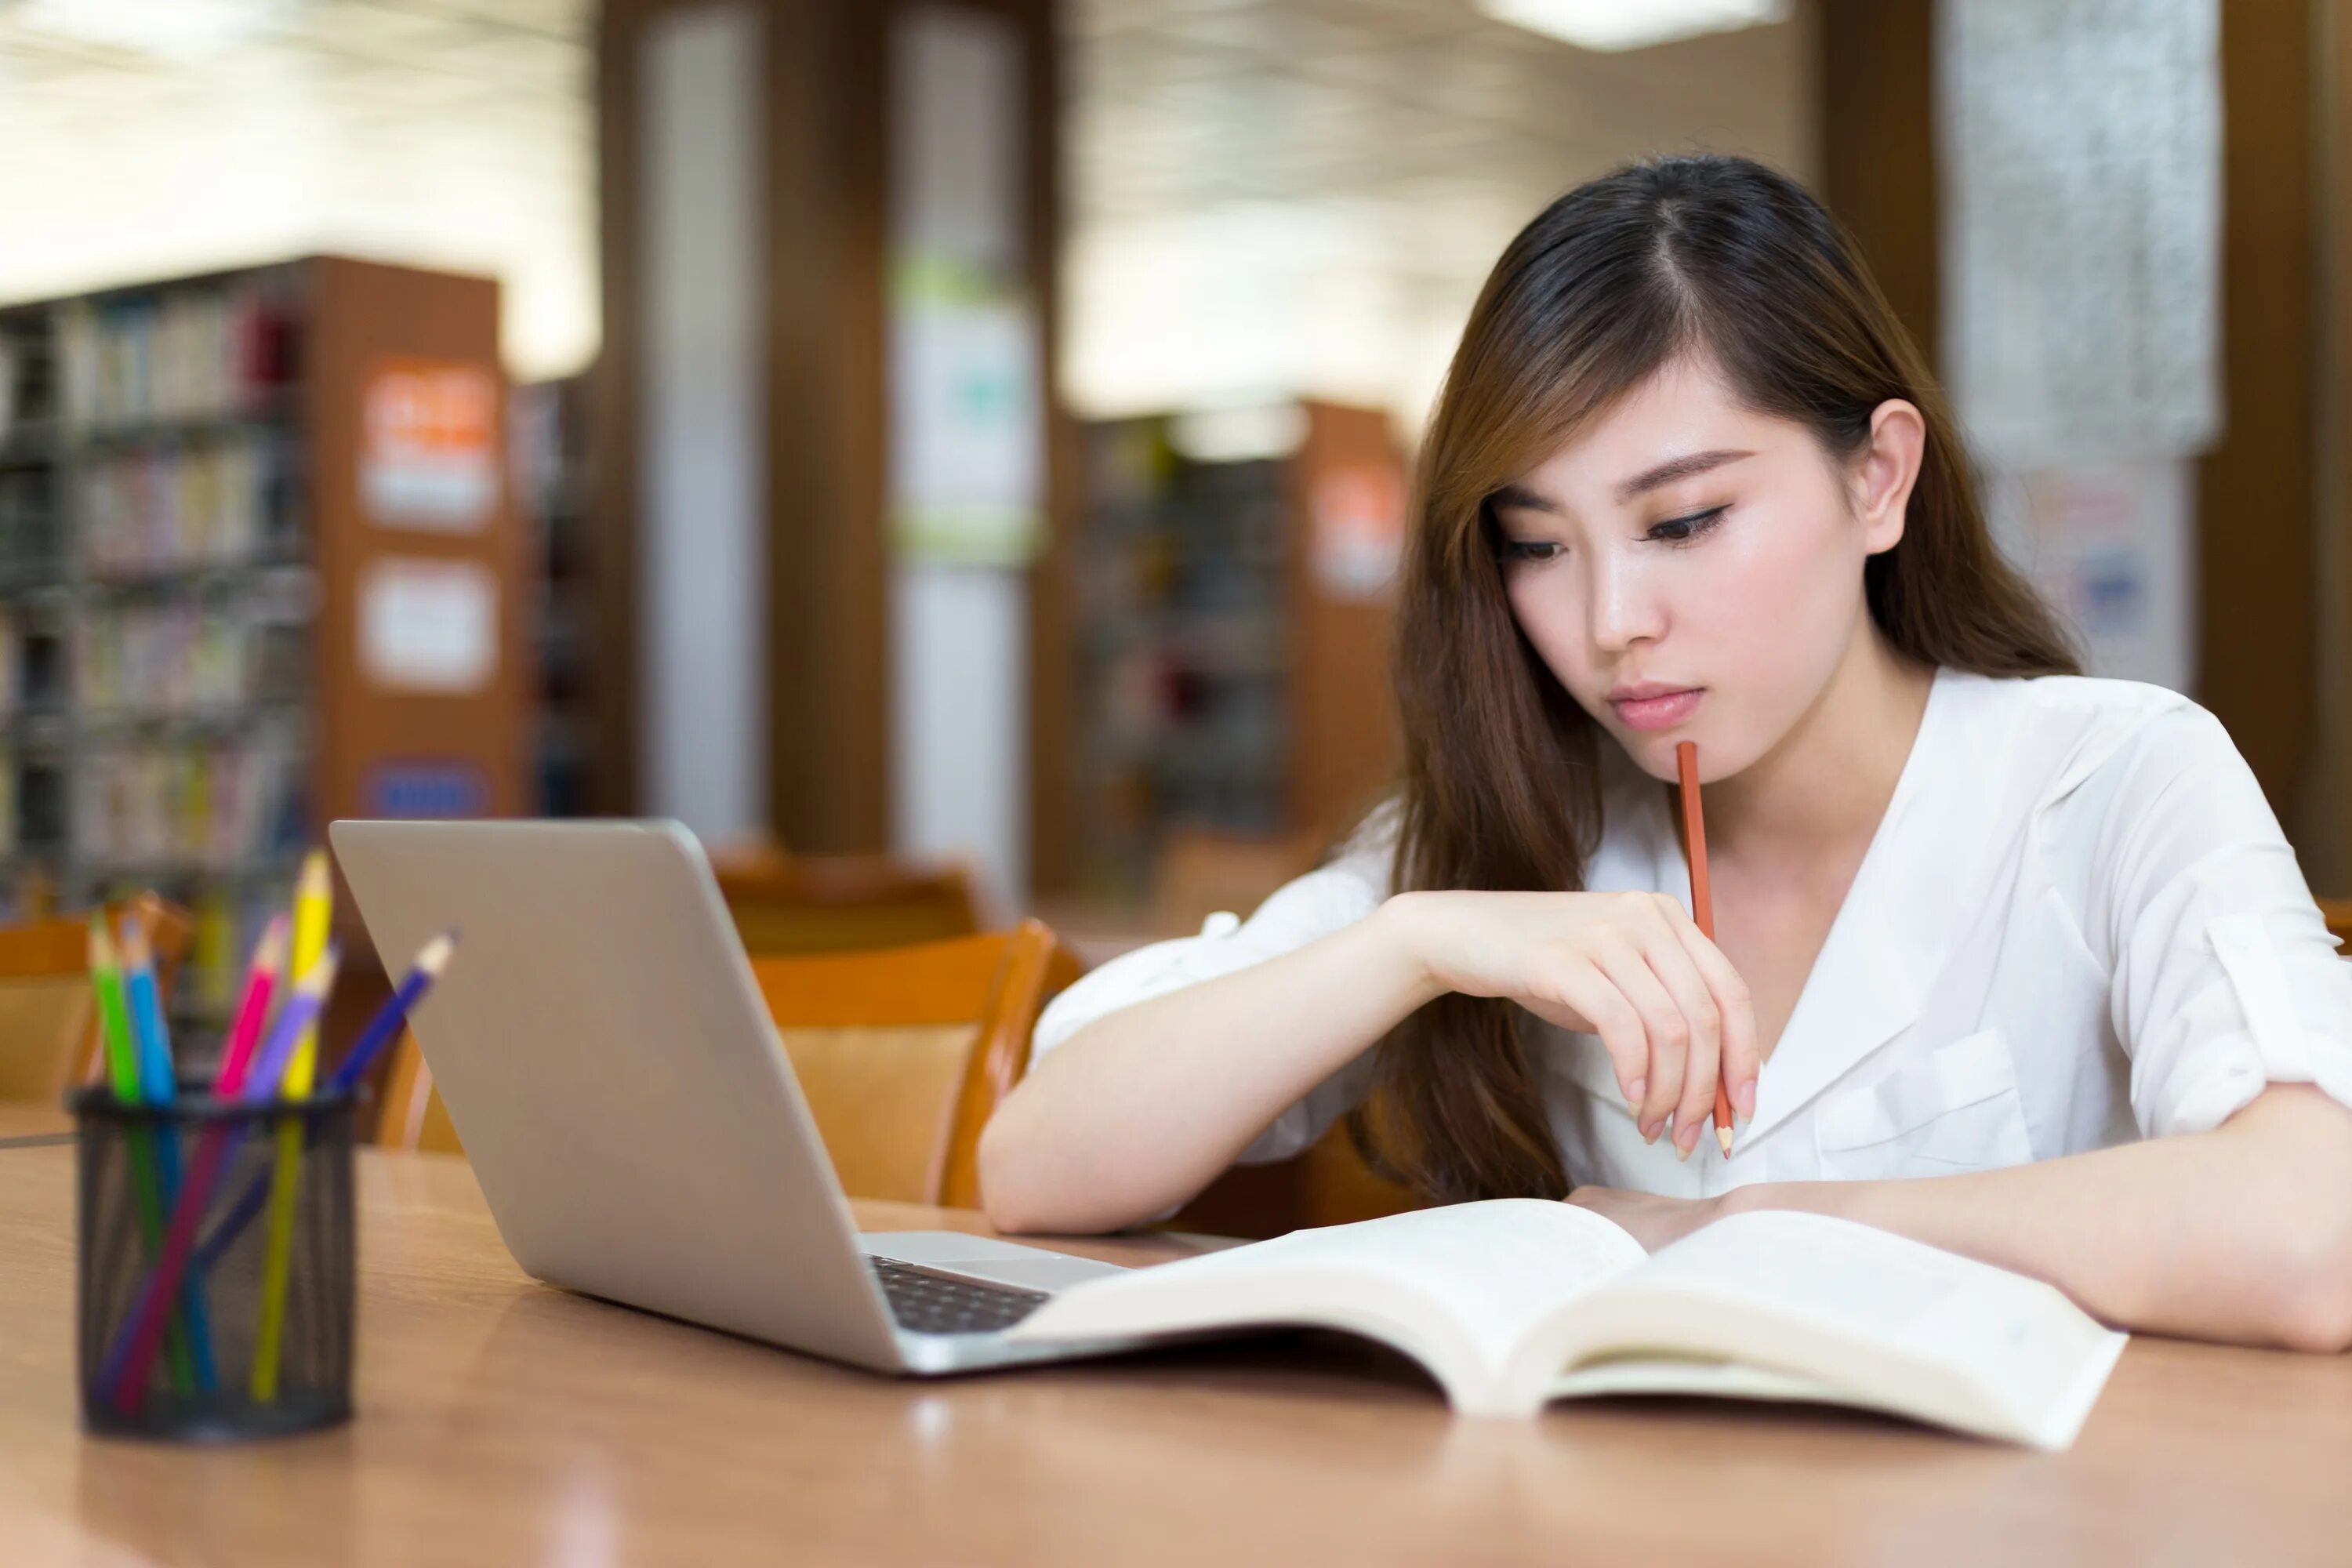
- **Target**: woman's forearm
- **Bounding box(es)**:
[1728,1086,2352,1349]
[978,900,1443,1235]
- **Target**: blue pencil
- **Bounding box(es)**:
[118,915,218,1392]
[187,934,454,1281]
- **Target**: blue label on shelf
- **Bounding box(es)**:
[366,761,489,819]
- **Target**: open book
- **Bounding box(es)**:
[1007,1202,2127,1449]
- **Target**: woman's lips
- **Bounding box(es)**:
[1610,688,1704,731]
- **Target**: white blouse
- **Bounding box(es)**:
[1031,671,2352,1198]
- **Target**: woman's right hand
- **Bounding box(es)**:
[1381,889,1759,1157]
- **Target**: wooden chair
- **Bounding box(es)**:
[376,920,1081,1209]
[1160,1113,1425,1241]
[2317,898,2352,952]
[0,895,192,1103]
[1148,824,1326,938]
[706,840,980,956]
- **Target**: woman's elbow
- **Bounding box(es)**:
[2266,1218,2352,1353]
[2228,1088,2352,1351]
[975,1105,1054,1234]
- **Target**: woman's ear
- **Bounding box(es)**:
[1851,399,1926,556]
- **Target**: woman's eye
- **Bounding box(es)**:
[1498,539,1563,564]
[1646,506,1729,546]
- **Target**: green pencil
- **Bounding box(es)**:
[89,917,192,1396]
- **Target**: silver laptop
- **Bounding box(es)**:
[330,818,1139,1377]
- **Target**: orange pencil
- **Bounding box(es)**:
[1676,741,1735,1156]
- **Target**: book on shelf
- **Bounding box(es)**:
[1007,1201,2129,1450]
[79,430,289,576]
[74,731,304,869]
[58,282,292,431]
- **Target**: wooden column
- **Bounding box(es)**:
[2198,0,2319,834]
[595,0,1072,883]
[1817,0,1940,370]
[2308,0,2352,893]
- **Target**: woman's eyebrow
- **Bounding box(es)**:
[1490,483,1560,514]
[1615,448,1753,503]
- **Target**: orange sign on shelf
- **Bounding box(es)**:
[361,358,500,533]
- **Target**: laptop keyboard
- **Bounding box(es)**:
[869,1256,1050,1336]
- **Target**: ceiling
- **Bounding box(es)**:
[0,0,1816,416]
[0,0,595,378]
[1063,0,1818,427]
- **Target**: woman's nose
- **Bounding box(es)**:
[1587,553,1667,652]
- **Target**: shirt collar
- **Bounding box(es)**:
[1730,668,2040,1151]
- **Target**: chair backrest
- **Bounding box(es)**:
[1149,825,1325,938]
[1160,1115,1425,1241]
[378,920,1080,1209]
[708,842,979,957]
[0,895,191,1103]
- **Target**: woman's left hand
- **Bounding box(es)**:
[1566,1185,1731,1252]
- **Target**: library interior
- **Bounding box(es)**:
[3,0,2352,1563]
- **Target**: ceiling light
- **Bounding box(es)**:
[1478,0,1788,53]
[17,0,291,57]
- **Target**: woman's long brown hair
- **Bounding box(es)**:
[1347,154,2079,1203]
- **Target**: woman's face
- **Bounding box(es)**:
[1491,354,1915,783]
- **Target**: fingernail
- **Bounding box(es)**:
[1675,1130,1694,1162]
[1641,1120,1661,1144]
[1627,1077,1646,1106]
[1735,1080,1756,1120]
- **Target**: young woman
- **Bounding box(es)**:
[980,155,2352,1351]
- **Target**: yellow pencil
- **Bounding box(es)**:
[252,850,332,1400]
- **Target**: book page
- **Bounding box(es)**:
[1009,1200,1646,1408]
[1516,1211,2126,1446]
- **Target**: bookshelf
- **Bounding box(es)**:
[1069,401,1406,902]
[513,376,594,816]
[0,257,527,1038]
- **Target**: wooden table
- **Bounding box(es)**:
[0,1103,71,1149]
[2,1143,2347,1566]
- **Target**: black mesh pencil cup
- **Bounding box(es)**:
[69,1084,358,1440]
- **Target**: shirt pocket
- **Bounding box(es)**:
[1812,1026,2036,1180]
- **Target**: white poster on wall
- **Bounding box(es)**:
[1984,460,2196,692]
[360,557,498,694]
[889,257,1044,565]
[1939,0,2220,693]
[1939,0,2221,463]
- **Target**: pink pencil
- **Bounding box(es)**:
[213,917,289,1096]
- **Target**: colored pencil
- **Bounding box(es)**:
[102,934,332,1410]
[284,851,333,1092]
[118,915,218,1390]
[331,933,456,1094]
[182,934,458,1288]
[241,944,342,1106]
[88,918,194,1396]
[216,916,289,1096]
[252,854,335,1403]
[1676,741,1735,1157]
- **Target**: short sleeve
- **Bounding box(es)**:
[2094,706,2352,1135]
[1029,821,1394,1165]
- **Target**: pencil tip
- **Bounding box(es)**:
[1716,1126,1735,1156]
[301,941,342,990]
[300,848,330,889]
[416,933,456,975]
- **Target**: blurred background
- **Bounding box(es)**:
[0,0,2339,1016]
